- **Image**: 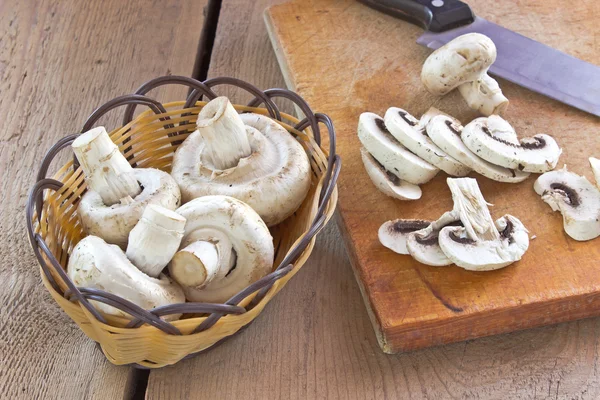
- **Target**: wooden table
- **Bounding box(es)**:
[2,1,599,399]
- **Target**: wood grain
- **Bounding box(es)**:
[148,1,600,399]
[0,0,205,398]
[266,0,600,353]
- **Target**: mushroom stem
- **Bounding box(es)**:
[72,127,141,206]
[197,97,252,170]
[169,240,224,289]
[125,204,186,277]
[457,74,509,116]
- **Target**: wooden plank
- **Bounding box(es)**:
[0,0,205,398]
[148,1,600,399]
[265,0,600,353]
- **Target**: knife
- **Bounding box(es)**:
[359,0,600,117]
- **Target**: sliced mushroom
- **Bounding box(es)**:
[358,112,439,185]
[427,115,530,183]
[590,157,600,188]
[73,127,181,247]
[421,33,508,116]
[406,211,461,266]
[68,235,185,320]
[360,148,422,200]
[534,166,600,241]
[437,178,529,271]
[171,97,311,226]
[378,219,430,254]
[168,195,274,303]
[125,204,186,277]
[462,115,562,173]
[417,106,451,129]
[384,107,471,176]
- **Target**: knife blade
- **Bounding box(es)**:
[359,0,600,117]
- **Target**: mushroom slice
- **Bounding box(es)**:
[384,107,471,177]
[171,97,311,226]
[68,236,185,320]
[462,115,562,173]
[406,211,462,266]
[590,157,600,188]
[169,195,274,303]
[421,33,508,116]
[437,178,529,271]
[358,112,439,185]
[360,148,422,200]
[534,166,600,241]
[427,115,530,183]
[378,219,431,254]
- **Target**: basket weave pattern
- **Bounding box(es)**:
[26,76,340,368]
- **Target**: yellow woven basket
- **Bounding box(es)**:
[26,76,340,368]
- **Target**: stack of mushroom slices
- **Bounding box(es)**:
[358,108,562,200]
[379,177,530,271]
[534,158,600,241]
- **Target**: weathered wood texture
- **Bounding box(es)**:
[0,0,205,398]
[266,0,600,353]
[147,1,600,399]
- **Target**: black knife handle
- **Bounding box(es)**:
[359,0,475,32]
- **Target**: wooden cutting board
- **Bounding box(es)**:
[265,0,600,353]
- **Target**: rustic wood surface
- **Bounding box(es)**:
[0,0,205,398]
[4,0,600,399]
[265,0,600,354]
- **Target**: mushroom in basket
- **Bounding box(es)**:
[171,97,311,226]
[72,127,181,247]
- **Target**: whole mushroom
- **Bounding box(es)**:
[72,127,181,247]
[168,195,274,303]
[171,97,311,226]
[421,33,509,116]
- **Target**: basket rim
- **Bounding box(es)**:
[26,75,341,340]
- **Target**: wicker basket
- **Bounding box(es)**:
[26,76,340,368]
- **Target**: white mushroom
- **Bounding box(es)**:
[68,235,185,320]
[168,195,274,303]
[378,219,431,254]
[437,178,530,271]
[384,107,471,176]
[171,97,311,226]
[406,211,462,266]
[534,166,600,241]
[462,115,562,173]
[427,115,530,183]
[590,157,600,188]
[126,204,186,277]
[73,127,181,247]
[360,148,422,200]
[358,112,439,185]
[421,33,508,116]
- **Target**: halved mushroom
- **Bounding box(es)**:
[437,178,530,271]
[360,148,422,200]
[421,33,508,116]
[358,112,439,185]
[427,115,530,183]
[378,219,430,254]
[462,115,562,173]
[534,166,600,241]
[590,157,600,188]
[406,211,461,266]
[168,195,274,303]
[384,107,471,176]
[73,127,181,248]
[68,235,185,320]
[171,97,311,226]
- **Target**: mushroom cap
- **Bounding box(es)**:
[384,107,471,176]
[357,112,439,185]
[171,113,311,226]
[534,166,600,241]
[427,115,530,183]
[462,116,562,173]
[174,195,274,303]
[68,235,185,319]
[438,215,530,271]
[378,219,430,254]
[360,147,422,200]
[78,168,181,248]
[421,33,497,96]
[405,211,460,266]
